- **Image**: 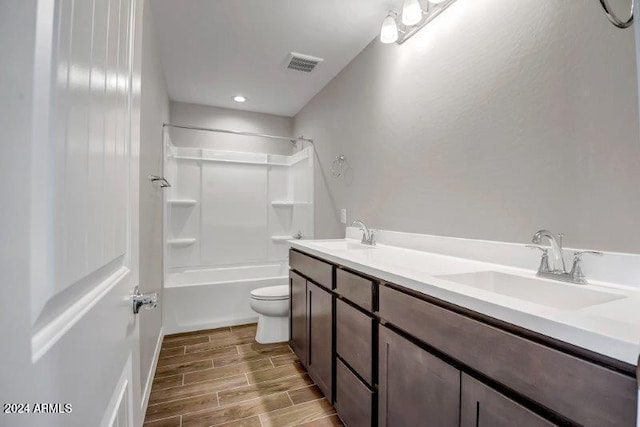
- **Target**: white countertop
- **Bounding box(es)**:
[290,238,640,366]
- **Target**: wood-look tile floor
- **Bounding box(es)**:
[144,323,344,427]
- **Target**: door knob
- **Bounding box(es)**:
[131,286,158,314]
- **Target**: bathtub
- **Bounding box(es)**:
[163,262,289,334]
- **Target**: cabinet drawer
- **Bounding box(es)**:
[336,299,373,385]
[378,285,637,427]
[335,358,373,427]
[290,250,333,290]
[336,268,374,311]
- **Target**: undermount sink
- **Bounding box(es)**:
[435,271,625,310]
[310,240,375,251]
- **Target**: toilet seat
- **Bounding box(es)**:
[250,285,289,301]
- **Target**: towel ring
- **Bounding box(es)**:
[331,155,347,178]
[599,0,634,28]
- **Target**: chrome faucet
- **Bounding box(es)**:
[528,230,602,284]
[351,220,376,245]
[531,230,565,273]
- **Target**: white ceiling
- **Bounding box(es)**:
[150,0,397,117]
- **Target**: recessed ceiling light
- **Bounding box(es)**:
[233,95,247,103]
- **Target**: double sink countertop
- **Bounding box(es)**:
[289,238,640,366]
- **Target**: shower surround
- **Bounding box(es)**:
[163,133,314,334]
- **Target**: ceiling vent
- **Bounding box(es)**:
[286,52,324,73]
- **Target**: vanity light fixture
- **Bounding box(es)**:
[402,0,423,26]
[233,95,247,103]
[380,12,399,44]
[380,0,458,45]
[382,0,634,44]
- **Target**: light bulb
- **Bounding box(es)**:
[380,13,399,44]
[233,95,246,103]
[402,0,422,26]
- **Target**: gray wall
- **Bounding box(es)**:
[169,101,294,155]
[294,0,640,253]
[139,0,169,395]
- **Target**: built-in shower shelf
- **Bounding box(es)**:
[271,235,294,242]
[168,238,197,247]
[271,201,310,207]
[172,147,310,167]
[168,199,197,207]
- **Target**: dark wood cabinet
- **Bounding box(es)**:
[289,271,307,367]
[460,374,556,427]
[336,299,374,385]
[307,281,333,402]
[336,268,374,311]
[289,249,637,427]
[289,268,334,402]
[335,358,373,427]
[378,284,637,427]
[378,325,460,427]
[290,250,333,289]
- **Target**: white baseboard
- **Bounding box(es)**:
[140,327,164,417]
[163,316,258,336]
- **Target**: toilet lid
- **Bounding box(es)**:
[251,285,289,301]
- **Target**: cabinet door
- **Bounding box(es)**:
[307,281,333,402]
[461,374,555,427]
[378,326,460,427]
[290,271,308,367]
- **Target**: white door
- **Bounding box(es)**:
[0,0,145,426]
[634,1,640,424]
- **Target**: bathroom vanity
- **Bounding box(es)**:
[288,240,639,427]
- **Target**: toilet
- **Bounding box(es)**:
[250,285,290,344]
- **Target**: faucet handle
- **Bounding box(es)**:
[573,250,603,259]
[570,251,603,284]
[526,245,550,273]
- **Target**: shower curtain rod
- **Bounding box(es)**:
[163,123,314,144]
